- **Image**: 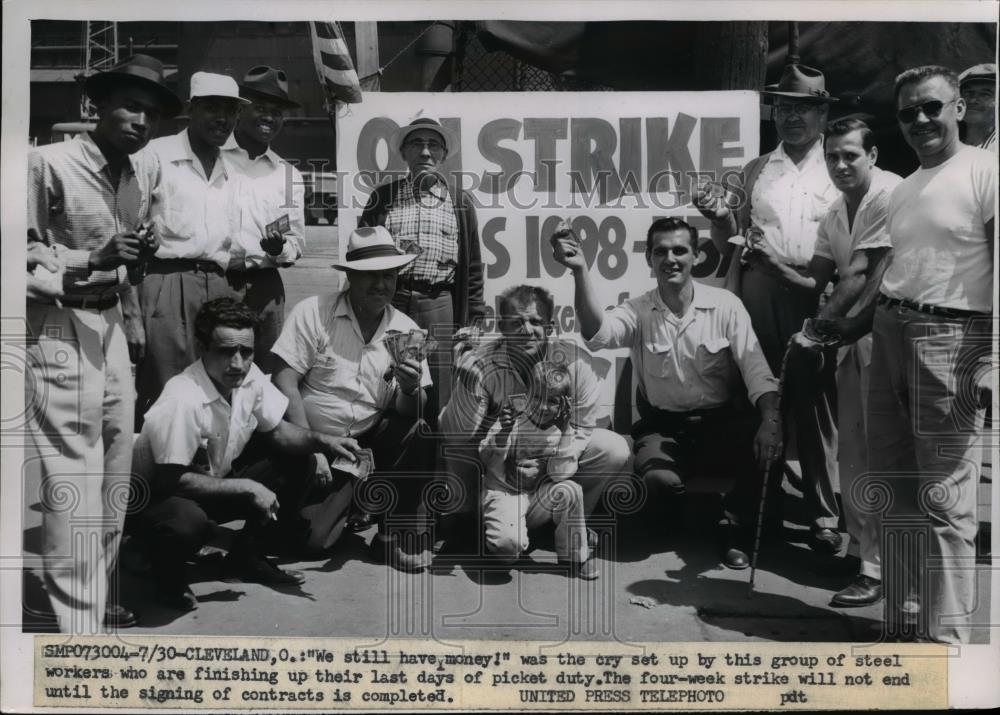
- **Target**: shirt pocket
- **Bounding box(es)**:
[644,340,674,378]
[697,337,732,373]
[307,350,347,391]
[808,189,835,221]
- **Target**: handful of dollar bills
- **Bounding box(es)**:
[382,328,434,381]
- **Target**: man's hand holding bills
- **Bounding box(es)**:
[261,214,290,256]
[693,177,734,222]
[549,218,585,270]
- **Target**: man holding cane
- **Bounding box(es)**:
[552,218,782,568]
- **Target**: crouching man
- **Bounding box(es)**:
[130,298,361,611]
[552,217,783,568]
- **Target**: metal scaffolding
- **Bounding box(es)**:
[79,21,119,120]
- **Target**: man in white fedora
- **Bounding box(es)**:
[695,64,842,556]
[270,226,439,572]
[136,71,250,423]
[222,65,306,374]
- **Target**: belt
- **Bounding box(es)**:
[398,279,454,297]
[59,294,120,311]
[148,258,225,275]
[877,293,986,319]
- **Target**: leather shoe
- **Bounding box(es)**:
[722,546,750,570]
[830,575,883,607]
[721,521,751,570]
[809,528,844,554]
[104,604,138,628]
[224,552,306,586]
[558,557,599,580]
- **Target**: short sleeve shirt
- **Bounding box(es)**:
[140,360,289,478]
[270,290,433,437]
[882,145,996,312]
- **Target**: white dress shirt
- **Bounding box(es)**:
[147,130,240,270]
[222,137,305,269]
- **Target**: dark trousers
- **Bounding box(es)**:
[129,435,313,587]
[353,412,439,526]
[631,402,781,526]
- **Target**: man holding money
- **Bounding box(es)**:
[130,298,362,610]
[270,227,438,572]
[136,70,250,418]
[26,54,180,631]
[552,218,782,569]
[222,65,306,374]
[764,118,902,606]
[695,64,842,555]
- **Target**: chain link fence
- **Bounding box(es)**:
[453,25,612,92]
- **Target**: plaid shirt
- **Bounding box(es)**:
[384,176,459,284]
[27,133,158,298]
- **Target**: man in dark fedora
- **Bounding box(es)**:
[359,117,486,426]
[221,65,306,374]
[26,54,181,631]
[695,64,842,555]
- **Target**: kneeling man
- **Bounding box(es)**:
[132,298,361,610]
[552,217,782,568]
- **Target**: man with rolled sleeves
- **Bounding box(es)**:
[25,54,181,632]
[136,71,250,418]
[869,65,995,643]
[360,117,486,424]
[222,66,306,374]
[553,217,782,569]
[695,64,842,555]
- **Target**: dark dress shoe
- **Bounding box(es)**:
[558,556,600,580]
[830,575,883,607]
[347,511,375,532]
[722,546,750,570]
[809,528,844,554]
[104,604,138,628]
[224,552,306,586]
[159,585,199,613]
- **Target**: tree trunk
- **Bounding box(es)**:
[694,21,769,91]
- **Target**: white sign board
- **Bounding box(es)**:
[337,92,760,424]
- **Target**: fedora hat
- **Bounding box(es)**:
[762,64,838,103]
[959,63,997,87]
[332,226,418,272]
[240,65,300,109]
[85,54,183,118]
[189,72,251,104]
[392,117,457,159]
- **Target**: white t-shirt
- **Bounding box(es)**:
[881,145,996,312]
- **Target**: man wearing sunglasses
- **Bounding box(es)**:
[694,64,842,557]
[869,65,996,643]
[221,66,306,374]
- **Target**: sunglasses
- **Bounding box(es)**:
[896,99,957,123]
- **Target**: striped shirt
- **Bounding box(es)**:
[384,176,459,284]
[27,133,159,297]
[147,130,240,270]
[222,137,305,269]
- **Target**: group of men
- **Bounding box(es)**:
[24,50,994,646]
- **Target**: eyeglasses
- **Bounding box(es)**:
[403,139,445,153]
[774,102,821,117]
[896,99,957,123]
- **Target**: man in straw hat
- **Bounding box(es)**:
[360,116,486,426]
[958,63,997,154]
[695,64,842,557]
[271,226,438,572]
[221,66,306,374]
[136,70,250,422]
[26,53,181,631]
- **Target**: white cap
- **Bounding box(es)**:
[189,71,251,103]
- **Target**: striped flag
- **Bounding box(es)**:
[310,21,363,105]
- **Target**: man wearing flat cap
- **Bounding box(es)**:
[136,71,250,421]
[359,117,486,425]
[26,54,181,632]
[222,66,306,374]
[270,226,438,572]
[695,64,842,555]
[959,63,997,154]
